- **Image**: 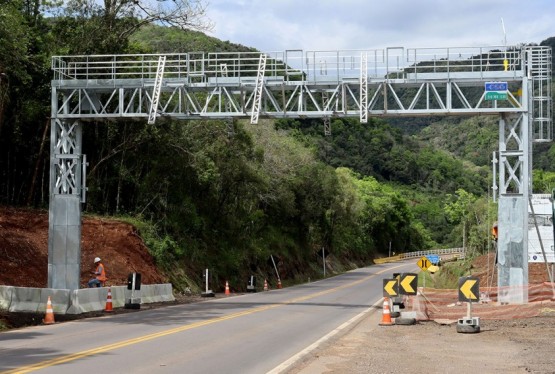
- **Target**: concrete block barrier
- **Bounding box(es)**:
[139,285,155,303]
[110,286,128,308]
[1,283,174,315]
[155,284,175,302]
[67,288,108,314]
[0,285,14,310]
[137,284,175,303]
[9,287,42,313]
[38,288,71,315]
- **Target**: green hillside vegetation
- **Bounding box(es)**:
[417,116,498,167]
[129,24,256,53]
[0,1,553,291]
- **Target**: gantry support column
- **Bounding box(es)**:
[497,78,531,303]
[48,88,83,290]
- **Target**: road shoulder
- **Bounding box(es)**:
[288,305,555,373]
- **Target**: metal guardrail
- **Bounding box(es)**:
[374,248,465,265]
[399,247,465,260]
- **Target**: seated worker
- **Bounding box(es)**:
[88,257,107,287]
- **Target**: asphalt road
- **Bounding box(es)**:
[0,261,417,374]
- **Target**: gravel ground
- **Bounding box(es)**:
[288,307,555,374]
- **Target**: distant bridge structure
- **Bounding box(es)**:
[49,45,552,304]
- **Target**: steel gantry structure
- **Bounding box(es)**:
[50,45,551,303]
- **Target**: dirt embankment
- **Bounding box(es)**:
[470,251,553,287]
[1,205,553,290]
[0,206,167,288]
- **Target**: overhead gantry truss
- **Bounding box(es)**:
[51,46,550,140]
[52,78,524,118]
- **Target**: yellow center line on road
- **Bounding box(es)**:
[2,264,406,373]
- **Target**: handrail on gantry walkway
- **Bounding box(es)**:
[52,46,524,83]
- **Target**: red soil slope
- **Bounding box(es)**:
[0,206,167,288]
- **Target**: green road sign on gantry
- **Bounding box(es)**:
[485,82,508,101]
[485,91,508,101]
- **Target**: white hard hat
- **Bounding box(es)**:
[94,257,101,263]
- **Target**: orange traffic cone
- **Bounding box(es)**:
[104,287,113,312]
[225,281,230,296]
[277,279,282,289]
[264,279,268,291]
[379,297,394,326]
[43,296,55,325]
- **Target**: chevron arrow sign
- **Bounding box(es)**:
[458,276,480,302]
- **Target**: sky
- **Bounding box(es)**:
[205,0,555,52]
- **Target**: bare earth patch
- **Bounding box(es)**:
[290,309,555,374]
[0,206,167,288]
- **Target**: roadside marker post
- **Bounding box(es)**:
[201,269,215,297]
[417,256,431,290]
[394,273,418,326]
[125,272,142,309]
[457,276,480,333]
[389,274,404,317]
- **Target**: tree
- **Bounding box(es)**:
[51,0,212,54]
[444,188,483,249]
[65,0,212,36]
[0,1,29,133]
[533,170,555,194]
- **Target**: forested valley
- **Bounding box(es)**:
[1,1,555,291]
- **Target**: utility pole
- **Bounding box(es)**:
[322,247,326,277]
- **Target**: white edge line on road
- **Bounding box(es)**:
[266,297,383,374]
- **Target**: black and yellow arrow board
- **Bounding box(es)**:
[383,279,399,297]
[458,276,480,302]
[383,273,417,297]
[399,273,417,295]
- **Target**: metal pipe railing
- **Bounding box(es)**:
[52,45,524,83]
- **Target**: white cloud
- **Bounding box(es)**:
[207,0,555,51]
